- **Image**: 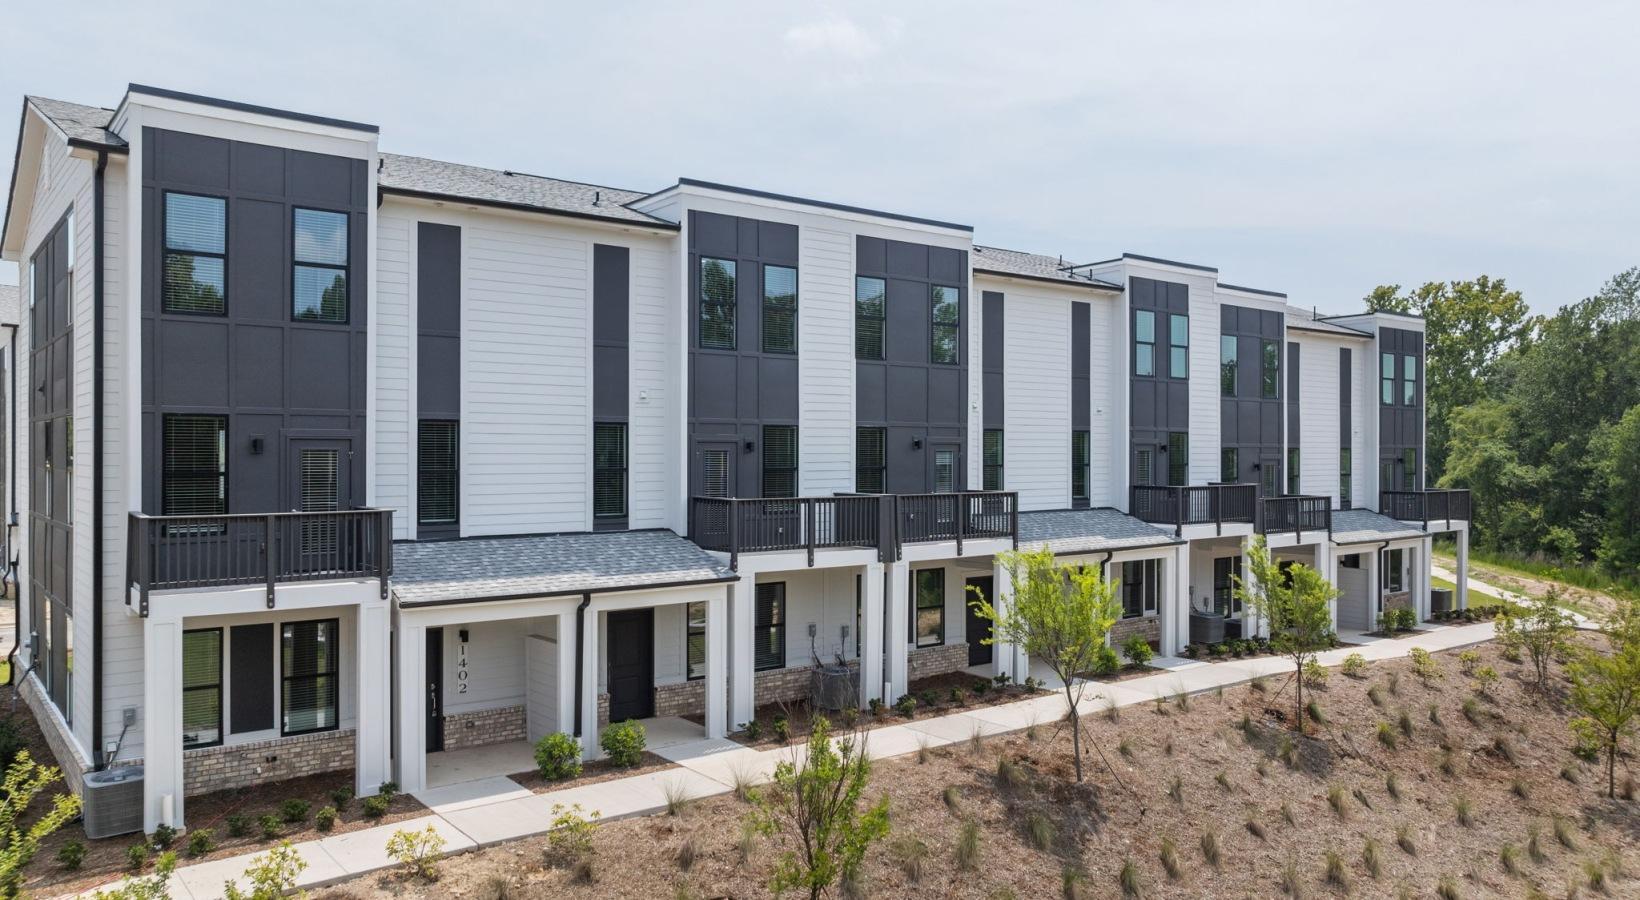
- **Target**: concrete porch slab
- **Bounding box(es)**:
[413,774,534,814]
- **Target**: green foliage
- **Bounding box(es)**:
[1568,597,1640,798]
[362,795,390,820]
[386,824,447,881]
[534,732,584,780]
[0,750,82,896]
[1341,653,1368,678]
[1496,589,1576,689]
[314,806,338,834]
[150,823,177,850]
[545,803,601,865]
[258,814,282,840]
[57,840,85,870]
[1121,636,1153,668]
[329,785,354,808]
[893,694,918,718]
[188,827,216,856]
[227,814,251,837]
[0,720,25,774]
[222,841,307,900]
[1233,537,1337,732]
[126,843,148,871]
[1302,658,1329,688]
[600,720,646,767]
[749,717,890,900]
[90,852,176,900]
[1410,648,1444,680]
[280,798,311,824]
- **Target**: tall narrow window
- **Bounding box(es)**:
[685,601,707,680]
[1220,335,1237,396]
[855,276,885,360]
[1168,313,1189,378]
[594,424,628,520]
[855,427,885,493]
[914,568,945,647]
[1134,310,1155,376]
[1135,448,1154,487]
[1071,431,1090,502]
[1381,460,1395,494]
[1122,559,1159,618]
[162,415,226,517]
[930,285,960,364]
[934,449,956,493]
[983,429,1004,491]
[1381,352,1395,405]
[182,628,223,749]
[699,257,737,349]
[1287,448,1301,495]
[1402,355,1418,405]
[1402,448,1418,490]
[1383,549,1405,592]
[298,449,340,555]
[754,583,785,671]
[761,265,797,353]
[282,619,339,735]
[1262,462,1280,498]
[417,420,459,527]
[762,425,797,497]
[1261,340,1281,398]
[1221,447,1239,484]
[1340,448,1353,508]
[1167,432,1188,486]
[701,449,730,498]
[163,192,227,314]
[292,208,349,322]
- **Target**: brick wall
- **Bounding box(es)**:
[1110,615,1161,647]
[441,705,526,751]
[909,643,970,681]
[17,674,90,795]
[183,729,354,797]
[1382,591,1412,612]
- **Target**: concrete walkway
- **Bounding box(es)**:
[105,621,1500,900]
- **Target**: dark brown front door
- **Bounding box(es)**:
[606,609,655,722]
[965,576,994,667]
[426,628,444,753]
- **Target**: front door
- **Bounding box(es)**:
[288,438,353,568]
[425,628,445,753]
[965,575,994,666]
[606,609,655,722]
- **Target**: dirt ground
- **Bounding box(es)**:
[508,751,676,794]
[1434,551,1625,622]
[313,638,1638,899]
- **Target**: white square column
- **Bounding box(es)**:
[1414,539,1432,622]
[579,608,603,759]
[1156,547,1183,656]
[988,558,1015,679]
[1367,547,1382,627]
[555,612,578,735]
[704,588,728,739]
[1454,527,1470,610]
[393,621,428,793]
[141,615,185,833]
[728,578,755,729]
[355,600,392,797]
[859,562,885,707]
[885,560,910,700]
[1319,542,1340,633]
[1170,545,1191,653]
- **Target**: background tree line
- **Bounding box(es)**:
[1364,268,1640,576]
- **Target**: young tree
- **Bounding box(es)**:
[1233,537,1337,732]
[970,547,1121,782]
[0,750,82,897]
[1495,588,1575,690]
[1568,598,1640,799]
[750,717,889,900]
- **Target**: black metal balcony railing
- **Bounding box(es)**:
[1258,495,1333,539]
[1130,484,1258,536]
[1380,489,1472,529]
[690,491,1019,569]
[127,509,394,616]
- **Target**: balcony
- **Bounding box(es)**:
[1130,484,1258,536]
[1257,495,1333,539]
[127,509,394,616]
[1379,489,1471,529]
[689,491,1019,568]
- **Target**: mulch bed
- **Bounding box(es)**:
[508,751,676,794]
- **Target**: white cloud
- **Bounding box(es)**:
[783,15,896,59]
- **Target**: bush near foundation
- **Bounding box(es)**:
[535,732,584,780]
[601,720,646,767]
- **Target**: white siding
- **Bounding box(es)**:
[1087,296,1119,508]
[797,227,855,495]
[628,239,675,529]
[1003,291,1070,511]
[524,627,561,741]
[1187,283,1220,484]
[1296,335,1345,504]
[441,619,530,715]
[374,212,413,538]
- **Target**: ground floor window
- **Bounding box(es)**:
[1213,556,1242,618]
[685,601,707,680]
[914,568,945,647]
[1121,559,1160,618]
[754,584,786,671]
[183,628,223,748]
[1383,548,1405,592]
[282,619,339,735]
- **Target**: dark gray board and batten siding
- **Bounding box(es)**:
[1378,327,1425,492]
[417,222,460,538]
[593,244,630,529]
[1129,277,1189,488]
[1218,304,1285,491]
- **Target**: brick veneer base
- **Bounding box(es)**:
[1110,615,1161,647]
[908,643,971,681]
[16,674,89,795]
[1383,591,1413,613]
[650,645,973,720]
[184,729,355,797]
[441,705,526,751]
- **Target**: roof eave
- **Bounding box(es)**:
[972,268,1125,293]
[379,186,681,232]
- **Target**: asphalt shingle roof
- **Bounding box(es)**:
[26,97,124,149]
[973,246,1122,291]
[392,529,735,606]
[1329,508,1427,544]
[1285,304,1372,338]
[377,153,672,227]
[1018,508,1182,555]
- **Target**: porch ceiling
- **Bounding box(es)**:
[1330,509,1428,545]
[1018,508,1183,556]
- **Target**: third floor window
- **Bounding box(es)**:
[855,427,885,494]
[1381,352,1395,405]
[1261,340,1281,398]
[983,429,1003,492]
[1402,354,1418,406]
[293,208,349,323]
[1220,336,1237,396]
[761,265,797,353]
[930,285,960,364]
[762,425,797,498]
[163,192,226,315]
[699,257,736,349]
[1168,314,1189,378]
[1134,310,1156,376]
[855,277,885,360]
[162,414,227,518]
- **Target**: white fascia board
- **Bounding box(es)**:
[123,95,376,160]
[657,183,973,249]
[0,110,48,259]
[972,271,1121,297]
[379,192,680,238]
[1215,289,1289,314]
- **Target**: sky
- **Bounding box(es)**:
[2,0,1636,315]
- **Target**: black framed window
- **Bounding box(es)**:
[933,449,957,493]
[1167,432,1188,486]
[1168,314,1189,378]
[982,429,1004,492]
[1381,352,1395,405]
[182,628,223,748]
[162,192,227,314]
[762,425,797,498]
[1213,556,1243,618]
[1383,549,1405,592]
[930,285,960,364]
[1122,559,1159,619]
[754,583,785,671]
[762,265,797,353]
[292,208,349,322]
[1135,448,1154,487]
[685,601,707,680]
[282,619,339,735]
[1221,447,1238,484]
[1262,462,1280,498]
[1220,335,1237,396]
[1340,448,1352,508]
[1072,430,1090,501]
[1402,355,1418,406]
[855,427,885,493]
[1381,459,1395,494]
[1402,448,1418,490]
[1134,310,1156,377]
[699,257,737,349]
[914,569,945,648]
[594,423,628,519]
[855,277,886,360]
[162,415,226,517]
[1287,448,1300,495]
[1261,340,1281,398]
[417,420,458,527]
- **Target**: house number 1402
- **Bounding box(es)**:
[457,639,470,693]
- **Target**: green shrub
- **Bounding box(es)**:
[1090,644,1121,675]
[1341,653,1368,677]
[187,828,215,857]
[222,841,307,900]
[1303,658,1330,688]
[386,824,446,881]
[546,803,601,865]
[279,799,310,824]
[57,840,85,870]
[329,785,354,808]
[126,843,149,871]
[226,814,251,838]
[600,720,646,767]
[362,795,390,820]
[0,719,25,772]
[314,806,338,833]
[1122,637,1154,668]
[772,715,791,742]
[894,694,918,718]
[258,815,282,840]
[150,823,177,850]
[534,732,584,780]
[743,719,764,741]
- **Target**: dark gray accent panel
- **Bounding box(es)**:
[1286,341,1300,462]
[593,245,630,421]
[139,127,368,515]
[687,211,799,497]
[1378,326,1425,491]
[1129,277,1189,487]
[28,213,72,716]
[856,236,968,494]
[230,623,275,734]
[982,292,1003,429]
[1340,348,1352,448]
[417,222,461,419]
[1071,302,1090,429]
[1216,304,1285,488]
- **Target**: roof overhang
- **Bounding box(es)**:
[378,187,681,234]
[972,268,1124,294]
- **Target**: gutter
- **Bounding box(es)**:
[4,322,17,683]
[91,149,107,768]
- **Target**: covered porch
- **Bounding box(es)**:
[1327,509,1433,635]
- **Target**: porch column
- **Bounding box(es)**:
[355,600,392,798]
[579,607,603,759]
[1454,527,1470,610]
[704,588,728,739]
[1367,547,1382,628]
[1239,540,1264,640]
[859,562,885,707]
[393,621,428,794]
[991,557,1024,682]
[885,560,910,701]
[728,577,755,729]
[141,613,185,833]
[1170,544,1190,654]
[554,612,577,736]
[1318,542,1339,633]
[1155,550,1177,657]
[1415,540,1432,622]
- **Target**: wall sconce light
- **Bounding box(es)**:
[1252,462,1262,471]
[458,628,470,643]
[744,439,756,453]
[250,436,265,455]
[912,437,923,449]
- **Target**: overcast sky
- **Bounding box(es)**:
[3,1,1635,314]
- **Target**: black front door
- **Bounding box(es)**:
[606,609,655,722]
[965,576,994,667]
[426,628,444,753]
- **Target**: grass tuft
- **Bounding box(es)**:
[1493,735,1517,764]
[1306,700,1325,724]
[1363,839,1383,879]
[1377,721,1399,750]
[1462,697,1482,726]
[1173,688,1191,711]
[1160,837,1183,880]
[955,819,981,871]
[997,756,1028,790]
[1455,795,1474,828]
[1436,874,1460,900]
[1200,830,1220,868]
[1553,815,1578,850]
[1511,778,1530,801]
[1167,774,1184,803]
[1281,801,1296,827]
[1428,703,1443,726]
[889,835,929,882]
[1215,771,1231,793]
[1500,843,1520,876]
[1119,737,1134,759]
[1368,685,1386,708]
[1397,824,1418,856]
[1280,859,1303,897]
[942,784,962,812]
[1527,824,1546,863]
[1325,850,1350,890]
[1398,709,1415,738]
[675,837,697,872]
[1119,858,1141,897]
[1026,812,1056,852]
[1386,772,1403,800]
[1327,784,1348,819]
[1246,817,1267,841]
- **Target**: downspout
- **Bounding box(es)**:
[4,322,18,683]
[572,593,591,736]
[91,149,107,768]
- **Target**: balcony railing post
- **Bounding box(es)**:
[955,494,966,557]
[378,510,392,599]
[805,499,816,568]
[138,516,151,617]
[728,500,741,571]
[1010,493,1019,549]
[263,514,277,609]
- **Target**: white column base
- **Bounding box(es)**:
[859,562,885,707]
[141,615,185,833]
[704,588,728,739]
[580,607,603,760]
[354,601,392,797]
[555,612,577,736]
[728,578,755,728]
[885,560,910,700]
[1455,527,1470,610]
[393,621,428,794]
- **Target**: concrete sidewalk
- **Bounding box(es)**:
[90,621,1498,900]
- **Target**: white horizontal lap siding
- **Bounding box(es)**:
[629,240,673,529]
[443,620,528,715]
[799,228,854,495]
[1297,337,1342,504]
[99,163,139,759]
[1087,298,1118,507]
[1188,285,1219,485]
[1003,292,1070,511]
[374,213,412,537]
[462,223,590,535]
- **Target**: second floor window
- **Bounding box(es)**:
[1167,432,1188,486]
[1402,355,1418,405]
[417,420,459,527]
[282,619,339,735]
[1383,549,1405,592]
[1168,314,1189,378]
[1135,448,1154,486]
[163,192,226,315]
[182,628,223,749]
[762,265,797,353]
[762,425,797,497]
[1381,352,1395,405]
[1287,448,1301,495]
[1122,559,1159,618]
[1402,447,1418,490]
[1220,336,1237,396]
[163,414,227,517]
[930,285,960,364]
[934,449,957,493]
[293,208,349,322]
[855,277,885,359]
[855,427,885,493]
[1134,310,1156,376]
[594,424,628,519]
[1221,447,1238,484]
[1072,431,1090,502]
[1340,448,1352,508]
[983,429,1003,491]
[1262,340,1281,398]
[699,258,736,349]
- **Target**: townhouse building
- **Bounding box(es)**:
[0,85,1472,834]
